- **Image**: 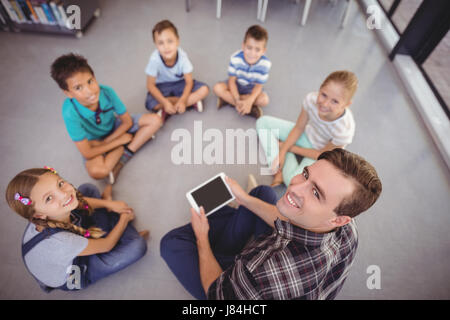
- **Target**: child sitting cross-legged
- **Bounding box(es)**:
[6,167,148,292]
[213,25,272,119]
[51,53,162,184]
[145,19,209,122]
[256,70,357,186]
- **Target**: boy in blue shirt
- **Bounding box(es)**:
[213,25,271,119]
[51,53,162,183]
[145,20,209,122]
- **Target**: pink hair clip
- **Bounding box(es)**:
[84,230,91,238]
[44,166,58,174]
[14,193,32,206]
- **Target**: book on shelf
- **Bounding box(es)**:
[0,0,72,28]
[0,2,11,30]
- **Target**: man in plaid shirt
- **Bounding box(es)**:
[161,149,382,300]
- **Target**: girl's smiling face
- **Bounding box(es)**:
[316,81,352,121]
[30,173,79,223]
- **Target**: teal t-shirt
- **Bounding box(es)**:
[62,85,127,141]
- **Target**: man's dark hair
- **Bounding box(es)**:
[318,148,382,218]
[152,19,179,42]
[244,25,268,45]
[50,53,94,91]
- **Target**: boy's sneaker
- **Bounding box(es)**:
[157,109,170,124]
[246,174,259,193]
[217,97,226,109]
[111,162,124,184]
[108,171,115,185]
[193,100,204,112]
[248,105,263,119]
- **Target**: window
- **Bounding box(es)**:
[422,31,450,117]
[391,0,422,34]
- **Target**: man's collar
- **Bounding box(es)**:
[274,218,336,246]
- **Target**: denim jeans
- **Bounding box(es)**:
[160,185,277,299]
[77,184,147,288]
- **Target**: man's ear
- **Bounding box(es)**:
[330,215,352,227]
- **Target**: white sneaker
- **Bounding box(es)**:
[195,100,203,112]
[108,171,115,185]
[247,174,258,193]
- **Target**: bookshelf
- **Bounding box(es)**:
[0,0,100,38]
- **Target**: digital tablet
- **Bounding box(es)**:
[186,172,235,216]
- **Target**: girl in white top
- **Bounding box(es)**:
[256,70,357,186]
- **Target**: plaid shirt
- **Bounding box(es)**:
[207,218,358,300]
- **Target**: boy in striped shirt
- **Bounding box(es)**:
[213,25,271,119]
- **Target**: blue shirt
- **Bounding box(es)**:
[62,85,127,141]
[227,50,271,86]
[145,48,193,84]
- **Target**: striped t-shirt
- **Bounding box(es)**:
[303,92,355,149]
[227,50,271,87]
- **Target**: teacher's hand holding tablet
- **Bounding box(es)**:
[190,206,209,242]
[224,176,248,206]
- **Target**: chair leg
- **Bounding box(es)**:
[260,0,268,22]
[185,0,190,12]
[257,0,262,20]
[341,0,351,28]
[216,0,222,18]
[301,0,312,26]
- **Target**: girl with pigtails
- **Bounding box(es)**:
[5,167,148,292]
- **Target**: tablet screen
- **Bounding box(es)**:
[191,176,233,214]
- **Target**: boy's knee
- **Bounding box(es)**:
[201,84,210,94]
[143,113,163,128]
[213,82,225,95]
[87,166,109,180]
[197,85,210,99]
[256,93,269,107]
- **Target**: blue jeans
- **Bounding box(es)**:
[160,186,277,300]
[77,184,147,288]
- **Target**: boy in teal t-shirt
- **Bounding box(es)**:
[52,53,162,183]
